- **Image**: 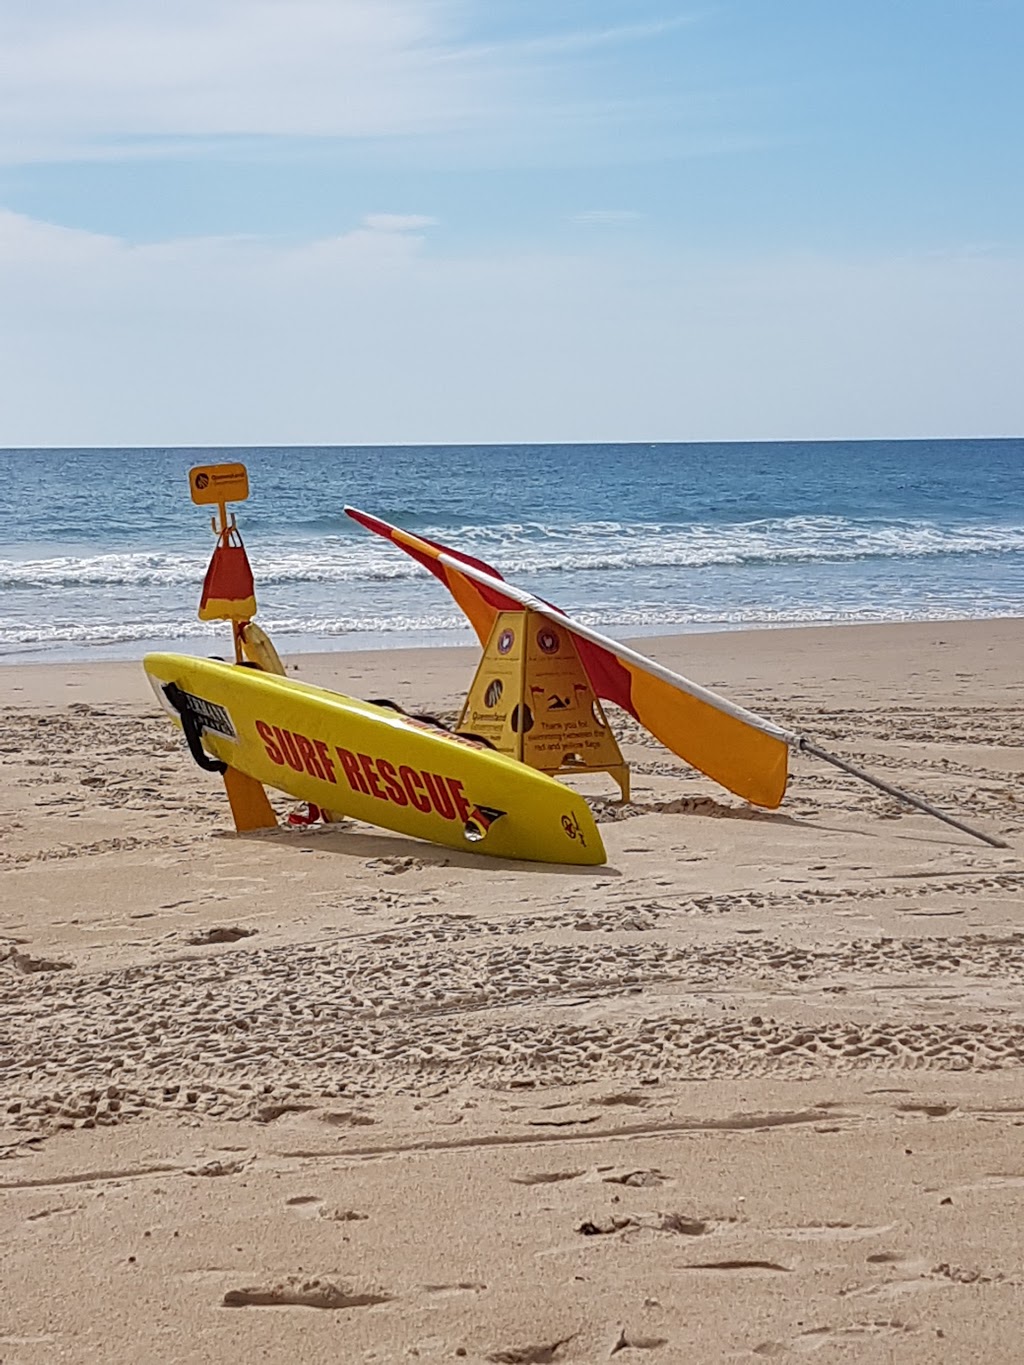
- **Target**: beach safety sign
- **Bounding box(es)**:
[189,462,250,506]
[459,609,629,799]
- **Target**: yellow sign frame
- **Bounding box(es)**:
[189,462,250,507]
[458,608,630,801]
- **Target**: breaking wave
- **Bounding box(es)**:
[2,516,1022,589]
[3,603,1022,654]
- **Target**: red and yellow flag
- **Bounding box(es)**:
[198,526,257,622]
[344,506,517,641]
[344,507,794,808]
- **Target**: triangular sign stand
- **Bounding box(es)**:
[458,609,630,801]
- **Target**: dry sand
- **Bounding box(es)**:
[1,618,1023,1363]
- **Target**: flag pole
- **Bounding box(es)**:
[212,499,244,665]
[798,739,1009,849]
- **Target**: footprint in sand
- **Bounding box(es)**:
[578,1216,637,1236]
[512,1170,585,1186]
[365,856,424,875]
[773,1222,895,1242]
[186,1157,252,1178]
[423,1282,487,1296]
[486,1336,576,1364]
[755,1319,917,1355]
[840,1256,947,1301]
[186,926,257,946]
[24,1205,81,1223]
[5,948,72,974]
[254,1102,315,1124]
[601,1168,672,1188]
[283,1196,322,1216]
[898,1102,957,1118]
[610,1328,668,1354]
[593,1091,649,1108]
[655,1213,714,1236]
[222,1276,390,1309]
[285,1197,368,1223]
[320,1109,377,1128]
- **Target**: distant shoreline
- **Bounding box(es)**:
[2,610,1023,669]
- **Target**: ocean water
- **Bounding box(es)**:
[0,440,1021,662]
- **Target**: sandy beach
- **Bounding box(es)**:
[2,617,1023,1363]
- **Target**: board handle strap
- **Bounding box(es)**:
[163,683,228,775]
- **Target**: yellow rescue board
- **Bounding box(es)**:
[143,653,606,866]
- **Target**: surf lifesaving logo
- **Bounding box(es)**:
[561,811,587,847]
[255,720,474,822]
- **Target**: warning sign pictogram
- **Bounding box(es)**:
[458,609,629,800]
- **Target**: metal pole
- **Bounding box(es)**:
[799,738,1009,849]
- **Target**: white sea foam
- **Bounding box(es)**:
[2,516,1022,589]
[3,603,1022,651]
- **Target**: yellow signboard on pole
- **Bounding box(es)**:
[459,609,630,800]
[189,462,250,506]
[189,462,256,657]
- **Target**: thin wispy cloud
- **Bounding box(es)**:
[363,214,439,233]
[0,208,434,272]
[574,210,644,225]
[0,1,495,161]
[442,14,700,63]
[0,1,735,167]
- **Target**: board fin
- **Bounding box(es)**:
[222,766,277,832]
[240,621,286,675]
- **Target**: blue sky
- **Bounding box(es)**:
[1,0,1021,445]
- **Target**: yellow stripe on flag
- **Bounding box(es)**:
[627,664,789,808]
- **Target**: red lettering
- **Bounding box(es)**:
[255,719,283,765]
[336,746,370,794]
[359,753,387,800]
[274,726,304,772]
[376,758,408,806]
[422,772,456,819]
[400,765,430,813]
[447,777,471,824]
[294,733,324,780]
[320,748,464,821]
[313,739,336,784]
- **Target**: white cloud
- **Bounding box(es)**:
[447,15,698,63]
[362,214,439,233]
[0,207,121,261]
[573,210,643,225]
[0,0,498,161]
[1,210,1021,445]
[0,2,749,167]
